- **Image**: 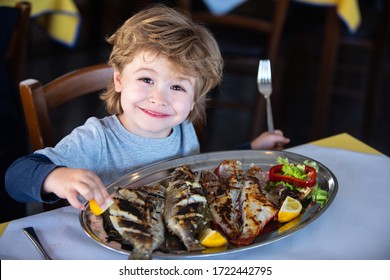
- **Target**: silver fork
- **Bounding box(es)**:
[257,59,274,132]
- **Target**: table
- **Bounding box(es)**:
[0,133,389,259]
[1,0,80,47]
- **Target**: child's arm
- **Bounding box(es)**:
[250,130,290,150]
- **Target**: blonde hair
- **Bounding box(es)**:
[100,4,223,125]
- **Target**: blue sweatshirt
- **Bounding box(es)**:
[5,115,199,203]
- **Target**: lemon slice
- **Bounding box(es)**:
[278,196,302,223]
[199,228,228,248]
[89,198,113,216]
[277,215,302,234]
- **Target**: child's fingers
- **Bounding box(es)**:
[67,190,87,210]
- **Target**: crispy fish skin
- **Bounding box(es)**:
[108,185,165,259]
[164,165,208,251]
[232,164,277,245]
[231,177,277,245]
[200,170,241,241]
[208,160,277,246]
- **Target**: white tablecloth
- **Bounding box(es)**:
[0,144,389,260]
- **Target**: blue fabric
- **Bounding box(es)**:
[5,154,59,203]
[236,142,251,150]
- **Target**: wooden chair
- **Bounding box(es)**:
[19,64,114,152]
[19,64,113,211]
[176,0,289,139]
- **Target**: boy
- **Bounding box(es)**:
[5,5,289,211]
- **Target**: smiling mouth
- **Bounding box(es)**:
[141,108,170,118]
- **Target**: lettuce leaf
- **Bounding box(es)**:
[276,157,307,179]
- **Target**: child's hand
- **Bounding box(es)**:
[42,167,111,210]
[250,130,290,150]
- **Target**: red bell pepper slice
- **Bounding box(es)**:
[268,164,316,188]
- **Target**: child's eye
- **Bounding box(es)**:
[140,78,153,84]
[171,85,185,92]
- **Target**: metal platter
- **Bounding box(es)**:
[80,150,338,259]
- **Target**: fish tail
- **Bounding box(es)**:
[184,240,205,251]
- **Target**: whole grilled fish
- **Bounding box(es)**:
[108,185,165,259]
[164,165,209,251]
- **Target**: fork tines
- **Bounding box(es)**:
[257,60,272,94]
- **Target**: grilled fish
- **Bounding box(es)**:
[108,185,165,259]
[203,160,278,246]
[201,167,241,240]
[232,164,278,245]
[164,165,209,251]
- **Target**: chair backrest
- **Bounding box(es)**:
[2,1,31,84]
[19,64,114,151]
[176,0,289,63]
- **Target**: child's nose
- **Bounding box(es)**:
[149,88,168,106]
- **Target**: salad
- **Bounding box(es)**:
[266,157,328,207]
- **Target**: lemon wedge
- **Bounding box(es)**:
[199,228,228,248]
[277,215,302,234]
[89,199,113,216]
[278,196,302,223]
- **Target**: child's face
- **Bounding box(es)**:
[114,51,196,138]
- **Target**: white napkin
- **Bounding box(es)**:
[1,144,389,259]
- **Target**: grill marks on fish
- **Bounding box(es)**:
[104,161,278,257]
[201,160,278,246]
[164,165,209,251]
[110,197,144,223]
[200,169,241,241]
[108,185,165,259]
[233,172,277,245]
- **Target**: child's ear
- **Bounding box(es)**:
[113,69,122,92]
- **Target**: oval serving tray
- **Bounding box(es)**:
[80,150,338,259]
